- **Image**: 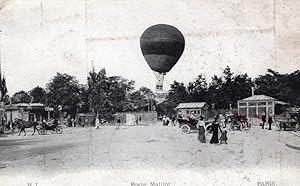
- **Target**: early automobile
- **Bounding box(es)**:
[177,118,213,134]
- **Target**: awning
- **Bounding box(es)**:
[275,101,289,105]
[176,102,206,109]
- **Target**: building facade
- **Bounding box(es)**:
[176,102,207,118]
[5,103,46,122]
[237,95,288,119]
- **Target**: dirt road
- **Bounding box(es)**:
[0,125,299,186]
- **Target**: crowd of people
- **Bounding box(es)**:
[163,111,233,144]
[261,112,273,130]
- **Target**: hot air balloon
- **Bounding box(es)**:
[140,24,185,102]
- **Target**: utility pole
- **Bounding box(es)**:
[40,1,44,76]
[0,29,2,74]
[0,29,3,126]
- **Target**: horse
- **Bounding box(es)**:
[10,120,18,135]
[14,118,39,136]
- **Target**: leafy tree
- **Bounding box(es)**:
[164,66,253,111]
[29,86,46,104]
[129,87,155,111]
[162,81,189,115]
[87,68,134,120]
[255,69,281,98]
[187,74,208,102]
[231,74,253,107]
[255,69,300,106]
[46,73,81,117]
[11,90,31,103]
[77,84,90,113]
[205,66,253,109]
[206,75,223,108]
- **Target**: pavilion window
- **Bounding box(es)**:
[239,102,247,107]
[239,108,247,116]
[268,107,273,114]
[258,107,267,116]
[258,102,266,106]
[249,107,256,117]
[248,102,257,107]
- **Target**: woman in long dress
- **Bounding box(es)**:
[197,116,206,143]
[210,117,220,144]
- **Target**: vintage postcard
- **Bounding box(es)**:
[0,0,299,186]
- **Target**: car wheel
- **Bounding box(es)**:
[56,126,63,134]
[181,125,190,134]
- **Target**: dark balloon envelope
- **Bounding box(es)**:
[140,24,185,73]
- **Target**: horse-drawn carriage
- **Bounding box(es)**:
[13,118,62,136]
[38,119,63,135]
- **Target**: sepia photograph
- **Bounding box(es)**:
[0,0,299,185]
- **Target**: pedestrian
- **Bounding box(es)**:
[177,110,183,119]
[165,116,170,126]
[171,115,176,126]
[187,111,196,125]
[134,116,139,125]
[95,116,100,129]
[162,115,166,126]
[210,116,220,144]
[196,116,206,143]
[261,113,266,129]
[294,116,299,132]
[219,126,228,144]
[71,118,75,127]
[116,117,121,129]
[219,114,225,128]
[268,113,273,130]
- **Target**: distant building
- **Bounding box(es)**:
[115,111,158,125]
[176,102,207,118]
[5,103,46,122]
[237,95,288,119]
[75,112,96,126]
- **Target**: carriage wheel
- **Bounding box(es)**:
[278,123,282,130]
[38,128,43,135]
[50,129,56,134]
[56,126,63,134]
[181,125,190,134]
[39,128,47,135]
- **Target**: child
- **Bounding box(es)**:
[219,126,228,144]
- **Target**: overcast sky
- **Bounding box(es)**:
[0,0,299,95]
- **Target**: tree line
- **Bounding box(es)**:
[159,66,300,116]
[2,66,300,119]
[2,68,155,120]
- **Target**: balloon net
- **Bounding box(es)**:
[153,72,165,92]
[153,72,167,104]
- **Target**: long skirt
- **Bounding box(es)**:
[210,131,219,144]
[198,126,206,143]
